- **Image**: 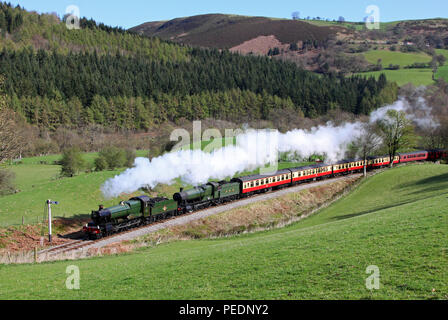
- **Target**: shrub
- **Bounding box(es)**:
[60,147,86,177]
[124,149,137,167]
[0,170,16,196]
[387,64,400,70]
[94,156,108,172]
[97,146,126,170]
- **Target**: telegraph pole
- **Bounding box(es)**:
[47,200,59,243]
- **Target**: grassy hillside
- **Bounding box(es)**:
[434,50,448,81]
[0,164,446,299]
[0,151,150,227]
[355,50,436,86]
[361,50,432,68]
[436,66,448,82]
[357,69,434,87]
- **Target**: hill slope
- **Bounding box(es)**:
[132,14,448,86]
[131,14,341,50]
[1,164,446,299]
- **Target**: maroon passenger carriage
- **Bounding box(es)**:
[427,149,448,162]
[398,151,428,163]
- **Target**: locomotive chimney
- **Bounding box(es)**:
[180,188,184,192]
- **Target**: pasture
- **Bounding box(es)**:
[357,69,434,87]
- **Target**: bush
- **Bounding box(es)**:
[94,156,108,172]
[0,170,16,196]
[387,64,400,70]
[124,149,136,167]
[96,146,126,171]
[60,147,86,177]
[405,62,429,69]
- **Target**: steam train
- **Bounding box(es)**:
[83,149,447,239]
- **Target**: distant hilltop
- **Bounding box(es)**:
[131,14,448,73]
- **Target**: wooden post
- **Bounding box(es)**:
[34,247,38,264]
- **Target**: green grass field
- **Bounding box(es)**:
[436,65,448,82]
[435,49,448,59]
[16,150,150,167]
[357,69,434,87]
[0,151,150,227]
[361,50,432,68]
[302,19,365,31]
[355,49,436,86]
[0,164,446,299]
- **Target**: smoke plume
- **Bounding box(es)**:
[101,95,438,198]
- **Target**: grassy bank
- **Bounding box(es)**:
[0,164,446,299]
[356,69,434,87]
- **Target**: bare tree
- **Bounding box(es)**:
[350,123,382,176]
[420,125,446,150]
[0,76,22,163]
[292,12,300,20]
[377,109,415,167]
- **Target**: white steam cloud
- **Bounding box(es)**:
[101,95,438,198]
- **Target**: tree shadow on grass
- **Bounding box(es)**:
[331,172,448,222]
[330,200,415,221]
[399,172,448,188]
[399,172,448,197]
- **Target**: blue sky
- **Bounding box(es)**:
[8,0,448,29]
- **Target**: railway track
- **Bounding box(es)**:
[38,174,362,256]
[39,212,195,256]
[38,240,87,255]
